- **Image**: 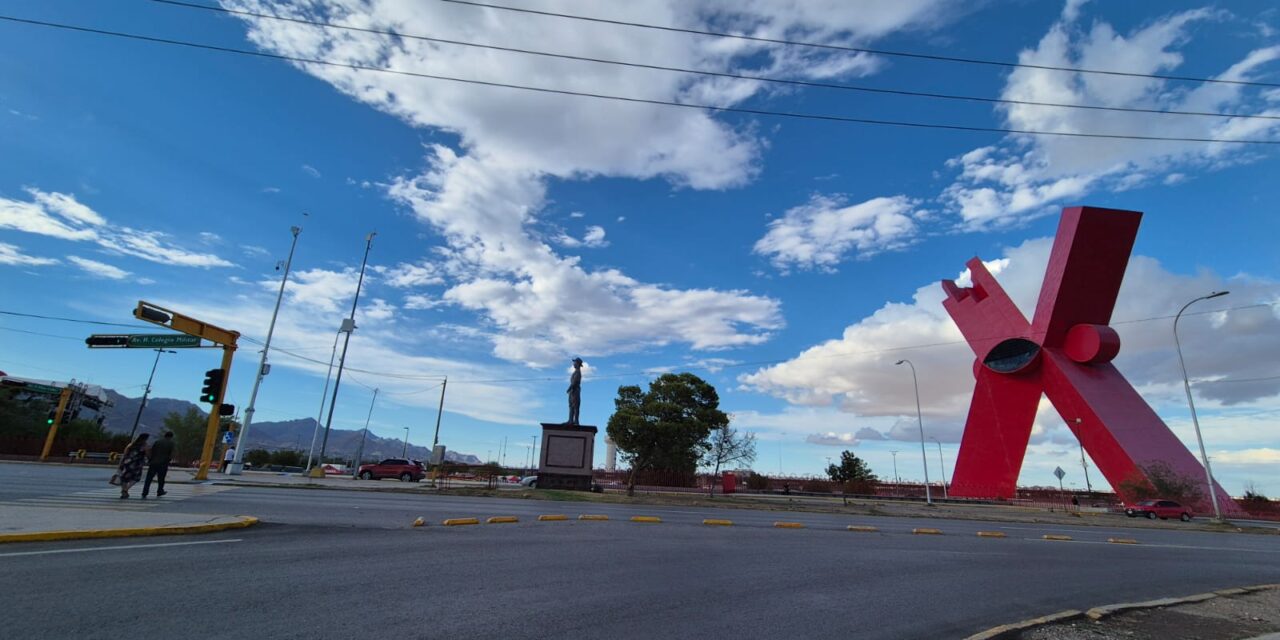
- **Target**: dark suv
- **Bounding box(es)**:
[358,458,425,482]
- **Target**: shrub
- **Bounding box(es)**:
[745,472,770,490]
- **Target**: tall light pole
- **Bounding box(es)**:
[402,426,410,458]
[352,387,379,478]
[1072,418,1093,493]
[305,323,349,473]
[930,436,949,499]
[1174,290,1229,522]
[890,450,900,484]
[230,225,301,475]
[317,232,376,473]
[531,435,538,472]
[128,348,176,441]
[895,359,932,505]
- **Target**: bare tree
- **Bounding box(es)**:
[703,424,757,496]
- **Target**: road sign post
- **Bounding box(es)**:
[1054,466,1066,492]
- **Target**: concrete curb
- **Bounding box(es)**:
[912,527,942,535]
[538,514,568,521]
[976,531,1007,538]
[847,525,878,533]
[964,583,1280,640]
[0,515,258,544]
[630,516,662,524]
[774,521,805,529]
[703,519,733,526]
[1042,534,1073,541]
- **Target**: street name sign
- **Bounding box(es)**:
[86,333,201,348]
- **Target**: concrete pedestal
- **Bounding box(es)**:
[538,423,597,491]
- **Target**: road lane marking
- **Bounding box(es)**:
[0,538,242,558]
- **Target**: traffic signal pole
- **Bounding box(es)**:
[195,344,236,481]
[39,387,73,461]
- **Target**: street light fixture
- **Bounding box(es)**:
[1173,290,1229,522]
[895,359,932,505]
[929,436,949,499]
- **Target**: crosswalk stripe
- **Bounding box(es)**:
[2,484,236,511]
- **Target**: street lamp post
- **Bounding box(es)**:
[930,437,949,499]
[890,450,899,484]
[316,232,376,474]
[230,226,301,475]
[128,348,176,441]
[402,426,410,458]
[305,324,348,473]
[1072,419,1093,493]
[352,387,378,479]
[1174,290,1229,522]
[895,359,932,505]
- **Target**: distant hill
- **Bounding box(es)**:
[100,389,481,464]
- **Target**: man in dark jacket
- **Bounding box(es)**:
[142,431,176,498]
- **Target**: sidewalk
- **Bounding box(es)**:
[173,468,498,492]
[0,505,257,543]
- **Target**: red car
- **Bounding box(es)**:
[358,458,425,482]
[1124,499,1193,521]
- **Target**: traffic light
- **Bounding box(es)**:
[200,368,225,404]
[45,408,57,426]
[218,403,235,417]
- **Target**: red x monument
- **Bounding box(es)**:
[941,206,1239,515]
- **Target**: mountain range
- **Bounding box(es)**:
[99,389,482,464]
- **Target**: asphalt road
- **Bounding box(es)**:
[3,462,1279,639]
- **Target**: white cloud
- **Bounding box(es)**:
[67,255,130,280]
[754,195,922,271]
[806,432,861,447]
[199,231,223,244]
[0,242,58,266]
[1211,448,1280,465]
[569,212,585,219]
[0,188,235,268]
[375,261,444,288]
[301,164,321,178]
[223,0,959,366]
[403,294,446,310]
[271,267,361,314]
[556,225,609,249]
[242,245,271,257]
[942,8,1280,229]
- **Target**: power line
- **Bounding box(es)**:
[2,15,1277,145]
[0,310,151,329]
[441,0,1280,90]
[0,326,86,341]
[149,0,1280,122]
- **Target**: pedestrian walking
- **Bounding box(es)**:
[114,433,149,499]
[223,446,236,472]
[142,431,175,499]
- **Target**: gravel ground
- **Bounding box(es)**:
[1019,589,1280,640]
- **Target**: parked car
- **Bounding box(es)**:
[358,458,425,482]
[1124,499,1192,521]
[520,475,538,487]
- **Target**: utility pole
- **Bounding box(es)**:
[128,349,176,441]
[890,451,900,484]
[230,225,300,475]
[305,323,350,473]
[531,435,538,473]
[316,232,375,474]
[403,426,410,458]
[352,387,378,478]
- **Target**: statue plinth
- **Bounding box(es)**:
[537,423,597,491]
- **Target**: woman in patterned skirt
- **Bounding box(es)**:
[116,433,150,499]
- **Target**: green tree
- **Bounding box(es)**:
[826,450,878,493]
[606,373,729,496]
[244,448,271,468]
[269,449,304,467]
[162,408,208,464]
[0,388,52,437]
[1117,461,1204,504]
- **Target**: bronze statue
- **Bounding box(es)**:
[566,357,583,425]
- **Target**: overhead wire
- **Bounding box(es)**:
[148,0,1280,122]
[1,14,1277,145]
[440,0,1280,89]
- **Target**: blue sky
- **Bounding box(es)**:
[1,0,1278,493]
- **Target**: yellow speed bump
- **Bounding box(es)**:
[1042,534,1073,541]
[774,521,805,529]
[412,517,425,527]
[976,531,1007,538]
[486,516,519,524]
[847,525,878,533]
[1108,537,1139,545]
[578,514,609,521]
[912,527,943,535]
[703,519,734,526]
[631,516,662,524]
[442,518,479,526]
[538,514,569,521]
